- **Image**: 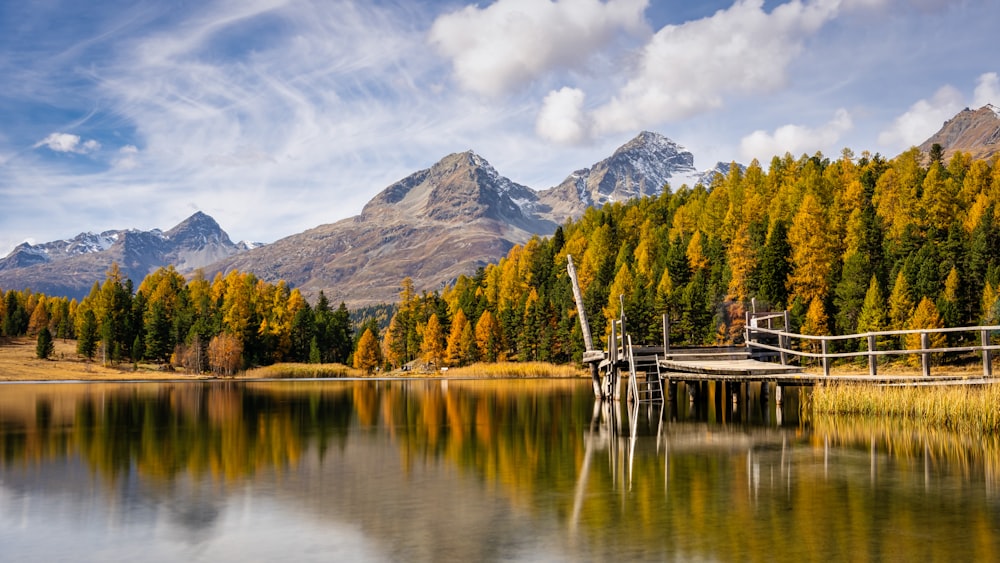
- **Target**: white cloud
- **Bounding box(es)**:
[112,145,140,170]
[429,0,648,96]
[34,132,101,154]
[740,108,853,162]
[588,0,841,135]
[973,72,1000,109]
[536,87,590,144]
[877,85,965,148]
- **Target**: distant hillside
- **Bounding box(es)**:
[919,104,1000,160]
[0,212,252,299]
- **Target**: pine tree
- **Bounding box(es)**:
[756,221,791,308]
[36,327,54,360]
[856,277,888,334]
[309,336,322,364]
[834,252,871,335]
[77,309,98,360]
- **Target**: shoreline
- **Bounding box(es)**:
[0,337,586,382]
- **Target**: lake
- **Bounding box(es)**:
[1,378,998,561]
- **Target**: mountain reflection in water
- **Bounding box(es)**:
[1,379,998,562]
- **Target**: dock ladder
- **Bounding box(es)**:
[626,334,664,403]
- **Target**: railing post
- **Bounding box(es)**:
[982,329,992,378]
[779,332,788,366]
[867,334,877,377]
[610,321,618,365]
[921,331,931,377]
[662,314,670,357]
[821,339,830,376]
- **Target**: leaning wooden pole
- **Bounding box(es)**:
[567,255,602,398]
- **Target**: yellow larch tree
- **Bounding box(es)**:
[906,297,945,366]
[354,328,381,374]
[888,271,915,331]
[475,309,502,362]
[726,222,756,302]
[421,313,446,369]
[786,193,836,305]
[445,309,469,367]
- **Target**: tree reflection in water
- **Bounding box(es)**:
[0,380,998,561]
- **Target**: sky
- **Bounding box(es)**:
[1,0,998,256]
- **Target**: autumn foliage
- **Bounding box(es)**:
[4,147,1000,371]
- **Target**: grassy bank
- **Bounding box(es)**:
[812,382,1000,434]
[0,338,585,381]
[243,363,364,378]
[0,337,212,381]
[427,362,586,378]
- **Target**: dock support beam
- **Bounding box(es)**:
[567,255,603,398]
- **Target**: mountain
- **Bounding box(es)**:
[204,132,722,306]
[919,104,1000,160]
[0,212,250,299]
[538,131,702,224]
[204,151,558,306]
[3,131,733,305]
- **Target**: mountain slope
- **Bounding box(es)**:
[0,212,247,299]
[3,131,734,306]
[538,131,702,224]
[919,104,1000,160]
[206,152,557,306]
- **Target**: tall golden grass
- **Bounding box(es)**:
[243,363,364,379]
[431,362,586,378]
[812,382,1000,434]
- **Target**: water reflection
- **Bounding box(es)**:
[1,380,998,561]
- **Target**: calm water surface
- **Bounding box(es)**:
[1,379,998,562]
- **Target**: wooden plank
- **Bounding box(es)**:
[659,358,804,376]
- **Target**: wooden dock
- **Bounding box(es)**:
[566,255,1000,402]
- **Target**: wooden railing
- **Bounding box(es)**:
[745,321,1000,377]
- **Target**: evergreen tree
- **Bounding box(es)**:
[309,336,322,364]
[145,301,173,363]
[856,277,888,335]
[834,252,871,336]
[77,310,98,360]
[36,327,54,360]
[756,221,791,308]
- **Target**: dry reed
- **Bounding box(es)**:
[812,382,1000,434]
[243,363,364,379]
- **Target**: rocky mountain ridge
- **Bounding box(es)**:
[0,212,253,298]
[919,104,1000,160]
[0,131,734,304]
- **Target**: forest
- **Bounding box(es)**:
[3,146,1000,373]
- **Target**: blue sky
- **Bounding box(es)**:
[1,0,998,256]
